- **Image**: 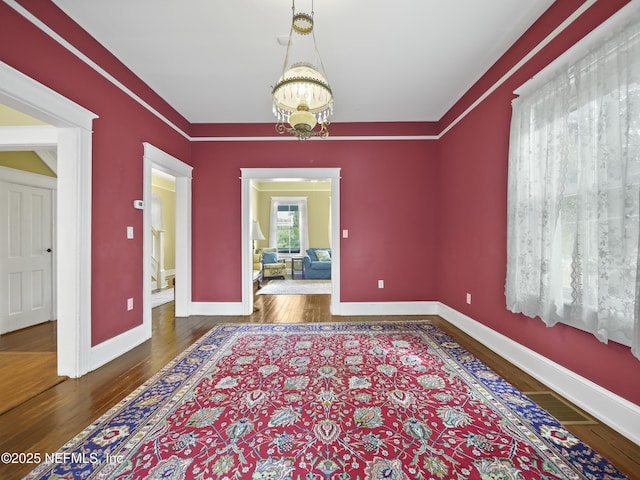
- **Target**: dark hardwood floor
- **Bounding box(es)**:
[1,293,639,479]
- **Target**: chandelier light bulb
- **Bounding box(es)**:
[272,0,333,140]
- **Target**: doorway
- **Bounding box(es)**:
[143,143,193,333]
[0,61,97,377]
[252,180,333,296]
[150,169,177,306]
[240,168,341,315]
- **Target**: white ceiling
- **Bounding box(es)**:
[51,0,554,124]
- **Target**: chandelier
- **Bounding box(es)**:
[272,0,333,140]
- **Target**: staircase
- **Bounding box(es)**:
[151,227,165,290]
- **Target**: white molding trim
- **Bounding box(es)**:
[240,168,341,315]
[6,0,606,142]
[0,165,56,189]
[191,135,439,142]
[439,0,595,138]
[0,125,57,149]
[0,63,96,130]
[3,0,188,140]
[0,125,58,174]
[34,148,57,174]
[57,127,94,377]
[89,324,148,371]
[437,303,640,446]
[339,301,439,316]
[143,143,193,329]
[514,0,640,97]
[190,302,245,316]
[0,61,97,378]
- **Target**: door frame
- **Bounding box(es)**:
[240,168,341,315]
[0,61,97,377]
[143,143,193,326]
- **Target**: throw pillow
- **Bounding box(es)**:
[316,249,331,262]
[263,251,278,264]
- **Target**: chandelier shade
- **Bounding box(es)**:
[272,1,333,140]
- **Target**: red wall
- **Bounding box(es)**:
[190,140,439,303]
[2,0,638,406]
[436,0,640,405]
[1,2,192,345]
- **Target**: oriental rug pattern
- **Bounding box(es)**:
[25,322,627,479]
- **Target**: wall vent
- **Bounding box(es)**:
[524,391,596,425]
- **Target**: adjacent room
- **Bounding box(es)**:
[1,1,639,479]
[252,179,333,296]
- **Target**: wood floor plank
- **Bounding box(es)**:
[0,352,65,415]
[0,293,638,479]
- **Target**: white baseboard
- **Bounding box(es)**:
[339,301,439,316]
[437,303,640,447]
[160,269,176,289]
[190,302,245,316]
[89,323,150,373]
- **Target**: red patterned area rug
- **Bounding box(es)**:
[25,322,627,479]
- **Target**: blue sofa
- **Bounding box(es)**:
[303,248,332,279]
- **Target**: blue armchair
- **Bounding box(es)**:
[260,248,287,280]
[303,248,331,279]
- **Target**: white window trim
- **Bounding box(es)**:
[269,196,308,257]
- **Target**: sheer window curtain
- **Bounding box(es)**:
[269,197,309,255]
[506,13,640,358]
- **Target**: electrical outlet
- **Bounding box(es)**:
[342,229,349,238]
[378,279,384,289]
[127,226,134,239]
[466,293,472,304]
[127,298,134,311]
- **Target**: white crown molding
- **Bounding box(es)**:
[3,0,186,139]
[190,135,439,142]
[514,0,640,97]
[439,0,597,138]
[5,0,604,142]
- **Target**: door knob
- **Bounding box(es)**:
[46,248,52,253]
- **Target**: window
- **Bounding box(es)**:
[276,203,300,254]
[269,197,308,256]
[506,8,640,359]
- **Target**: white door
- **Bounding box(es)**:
[0,181,53,334]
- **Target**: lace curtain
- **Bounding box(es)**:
[506,12,640,358]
